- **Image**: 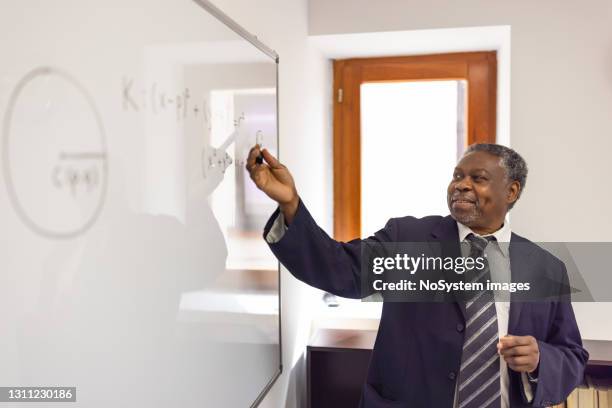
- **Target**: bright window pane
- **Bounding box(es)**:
[361,80,466,237]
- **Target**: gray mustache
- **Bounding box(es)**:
[451,196,477,202]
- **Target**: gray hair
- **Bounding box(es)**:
[464,143,528,209]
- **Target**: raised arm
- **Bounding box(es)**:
[245,145,396,298]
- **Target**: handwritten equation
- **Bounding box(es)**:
[122,77,213,126]
[52,152,106,197]
[121,77,273,184]
[202,118,265,179]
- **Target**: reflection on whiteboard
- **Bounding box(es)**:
[209,89,277,239]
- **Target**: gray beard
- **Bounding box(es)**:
[450,208,482,226]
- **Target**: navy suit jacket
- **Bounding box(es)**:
[264,200,589,408]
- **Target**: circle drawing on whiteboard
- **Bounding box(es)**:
[2,66,108,239]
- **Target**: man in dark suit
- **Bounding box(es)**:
[246,143,588,407]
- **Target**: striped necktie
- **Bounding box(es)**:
[456,234,501,408]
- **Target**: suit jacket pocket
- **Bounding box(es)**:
[361,383,405,408]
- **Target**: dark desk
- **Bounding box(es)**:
[307,329,612,408]
[307,329,376,408]
[584,339,612,367]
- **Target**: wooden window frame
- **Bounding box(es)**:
[333,52,497,241]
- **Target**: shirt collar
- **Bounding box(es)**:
[456,219,512,257]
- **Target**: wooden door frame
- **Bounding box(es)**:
[333,52,497,241]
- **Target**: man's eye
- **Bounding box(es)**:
[453,173,462,180]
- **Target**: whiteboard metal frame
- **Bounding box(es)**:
[191,1,282,407]
[192,0,279,62]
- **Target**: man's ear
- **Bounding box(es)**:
[507,181,520,205]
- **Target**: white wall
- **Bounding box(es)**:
[308,0,612,340]
[209,1,330,407]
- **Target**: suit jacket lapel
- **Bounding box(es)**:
[431,216,466,322]
[508,234,536,334]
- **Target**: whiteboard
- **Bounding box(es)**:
[0,1,281,407]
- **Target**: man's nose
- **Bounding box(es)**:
[455,178,472,191]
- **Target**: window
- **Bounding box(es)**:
[333,52,497,240]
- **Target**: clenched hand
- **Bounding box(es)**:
[497,335,540,374]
